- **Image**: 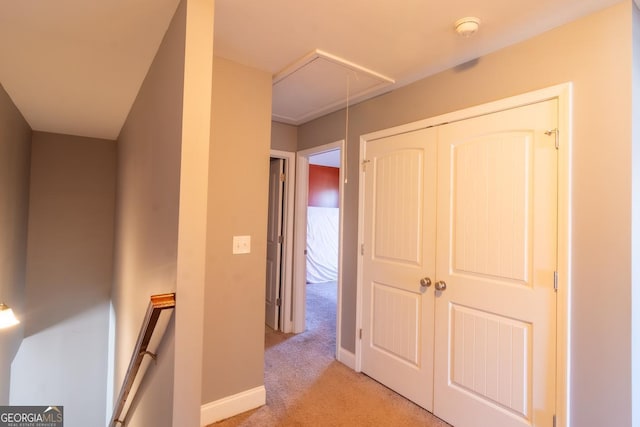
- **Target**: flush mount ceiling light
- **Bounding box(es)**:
[0,303,20,329]
[455,17,481,37]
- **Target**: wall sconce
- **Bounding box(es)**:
[0,303,20,329]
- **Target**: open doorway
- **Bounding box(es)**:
[293,141,344,357]
[265,150,295,332]
[305,150,340,335]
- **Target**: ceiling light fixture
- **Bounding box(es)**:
[0,303,20,329]
[455,17,481,37]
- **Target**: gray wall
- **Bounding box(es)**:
[10,132,115,427]
[271,121,297,152]
[202,56,272,404]
[299,2,633,426]
[0,83,31,405]
[113,0,215,424]
[112,0,184,425]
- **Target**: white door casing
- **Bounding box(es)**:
[357,85,570,427]
[293,141,346,361]
[265,158,285,330]
[433,100,558,427]
[360,127,438,410]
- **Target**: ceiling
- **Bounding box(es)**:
[0,0,627,140]
[310,150,341,168]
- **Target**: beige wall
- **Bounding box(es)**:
[632,3,640,425]
[0,84,31,404]
[173,0,214,424]
[10,132,115,427]
[112,0,184,425]
[299,2,633,425]
[271,121,297,152]
[202,56,272,404]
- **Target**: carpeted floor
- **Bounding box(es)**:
[211,281,450,426]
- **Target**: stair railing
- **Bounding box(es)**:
[109,293,176,426]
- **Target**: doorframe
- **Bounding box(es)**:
[270,149,296,333]
[355,83,572,427]
[293,140,345,359]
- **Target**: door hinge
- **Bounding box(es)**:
[545,128,559,149]
[359,328,363,339]
[276,298,281,307]
[278,235,283,244]
[280,173,286,182]
[553,414,556,427]
[554,271,558,292]
[362,159,371,172]
[361,243,364,255]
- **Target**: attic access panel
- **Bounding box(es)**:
[272,50,394,125]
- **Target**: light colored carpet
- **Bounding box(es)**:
[211,281,450,426]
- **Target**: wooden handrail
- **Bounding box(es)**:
[109,293,176,426]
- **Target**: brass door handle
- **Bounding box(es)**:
[434,281,447,291]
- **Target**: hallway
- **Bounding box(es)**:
[212,281,450,426]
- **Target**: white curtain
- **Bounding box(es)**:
[306,207,339,283]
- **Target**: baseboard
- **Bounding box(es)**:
[337,347,356,370]
[200,385,266,426]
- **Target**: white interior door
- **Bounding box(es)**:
[265,158,285,329]
[360,127,438,410]
[433,100,558,426]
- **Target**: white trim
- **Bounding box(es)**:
[270,150,296,333]
[200,385,266,426]
[556,83,573,427]
[356,83,572,426]
[273,49,394,85]
[293,155,309,333]
[337,347,356,370]
[362,83,573,142]
[355,139,366,373]
[294,141,345,360]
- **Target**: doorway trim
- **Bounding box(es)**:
[355,83,572,427]
[270,149,296,333]
[293,140,345,360]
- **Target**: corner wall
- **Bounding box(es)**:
[201,56,272,418]
[298,2,633,425]
[10,132,116,427]
[271,121,297,152]
[0,83,31,404]
[112,0,215,425]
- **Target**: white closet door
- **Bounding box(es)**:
[360,127,437,410]
[433,100,558,427]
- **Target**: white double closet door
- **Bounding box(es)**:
[360,100,558,427]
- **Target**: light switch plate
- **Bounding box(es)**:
[232,235,251,254]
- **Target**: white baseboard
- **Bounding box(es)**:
[200,385,266,426]
[337,347,356,370]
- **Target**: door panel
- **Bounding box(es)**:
[450,304,531,417]
[434,100,558,427]
[361,127,437,411]
[452,132,529,282]
[265,158,285,330]
[372,282,420,365]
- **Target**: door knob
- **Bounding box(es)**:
[420,277,432,290]
[434,281,447,291]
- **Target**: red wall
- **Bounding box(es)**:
[308,165,339,208]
